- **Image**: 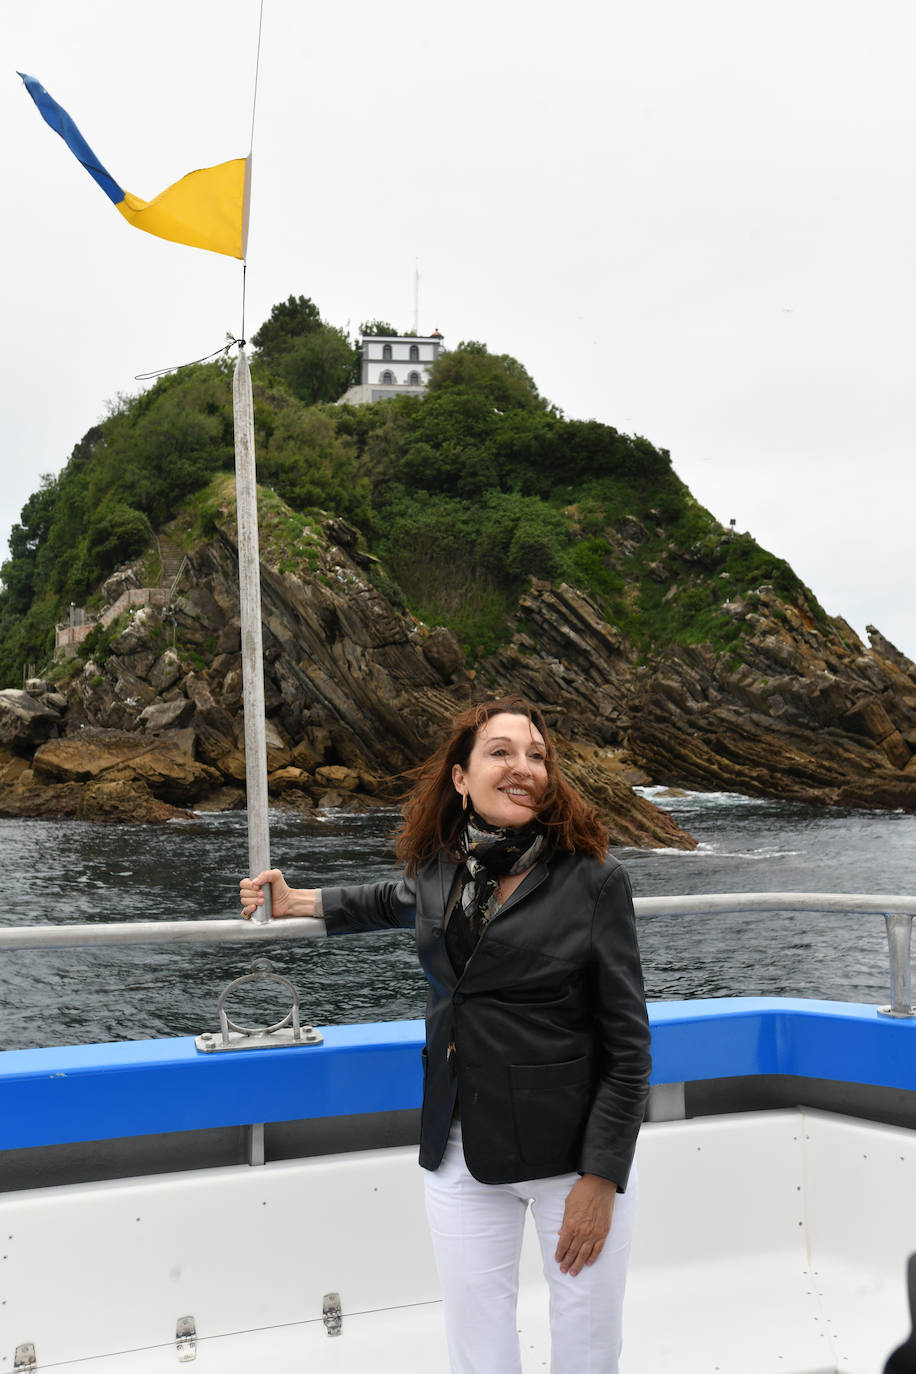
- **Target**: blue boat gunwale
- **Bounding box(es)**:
[1,998,915,1154]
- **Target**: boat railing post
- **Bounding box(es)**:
[879,912,915,1019]
[233,346,271,923]
[248,1122,266,1166]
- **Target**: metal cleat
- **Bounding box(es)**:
[195,958,323,1052]
[176,1315,197,1362]
[323,1292,343,1337]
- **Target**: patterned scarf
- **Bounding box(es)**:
[446,811,547,973]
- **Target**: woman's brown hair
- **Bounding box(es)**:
[395,697,609,874]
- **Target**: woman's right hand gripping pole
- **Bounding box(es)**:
[239,869,319,920]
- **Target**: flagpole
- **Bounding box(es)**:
[233,346,272,922]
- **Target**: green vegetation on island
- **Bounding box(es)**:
[0,294,825,685]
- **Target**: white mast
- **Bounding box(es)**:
[233,348,272,922]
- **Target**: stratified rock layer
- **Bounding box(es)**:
[480,582,916,809]
[0,526,695,847]
[5,516,915,837]
[629,601,916,809]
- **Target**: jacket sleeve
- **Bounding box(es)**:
[320,874,417,934]
[579,862,651,1190]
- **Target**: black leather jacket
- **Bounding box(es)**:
[322,849,650,1188]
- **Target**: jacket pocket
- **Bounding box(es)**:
[492,983,571,1007]
[509,1056,593,1170]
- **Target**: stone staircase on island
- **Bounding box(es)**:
[54,535,189,655]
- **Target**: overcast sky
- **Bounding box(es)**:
[4,0,915,660]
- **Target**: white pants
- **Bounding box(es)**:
[423,1122,638,1374]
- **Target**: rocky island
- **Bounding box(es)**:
[1,304,914,843]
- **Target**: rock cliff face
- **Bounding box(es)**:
[3,510,915,840]
[629,598,916,809]
[0,522,695,848]
[480,581,916,810]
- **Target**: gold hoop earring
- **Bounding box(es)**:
[462,792,468,812]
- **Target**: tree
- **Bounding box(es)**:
[251,295,322,367]
[1,475,59,614]
[426,341,547,412]
[358,319,399,337]
[97,367,234,527]
[252,296,358,404]
[72,501,150,593]
[260,403,370,525]
[273,327,358,406]
[477,492,568,583]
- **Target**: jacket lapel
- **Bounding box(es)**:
[418,853,460,988]
[490,857,550,917]
[435,851,459,912]
[455,857,552,986]
[425,854,551,988]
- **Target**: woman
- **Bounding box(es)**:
[240,698,651,1374]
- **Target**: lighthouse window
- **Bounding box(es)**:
[409,344,420,361]
[380,370,395,385]
[408,371,421,385]
[382,344,393,360]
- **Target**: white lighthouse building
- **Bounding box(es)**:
[338,330,445,405]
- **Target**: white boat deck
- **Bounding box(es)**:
[3,1106,914,1372]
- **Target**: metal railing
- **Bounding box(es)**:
[1,893,914,1017]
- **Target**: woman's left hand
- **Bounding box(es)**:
[555,1173,617,1276]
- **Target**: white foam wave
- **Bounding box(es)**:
[636,786,768,808]
[620,842,803,860]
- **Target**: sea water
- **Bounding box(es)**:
[0,792,913,1051]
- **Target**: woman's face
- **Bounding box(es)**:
[451,712,549,829]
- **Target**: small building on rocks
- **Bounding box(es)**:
[338,330,445,405]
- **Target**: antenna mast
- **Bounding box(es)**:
[413,260,420,334]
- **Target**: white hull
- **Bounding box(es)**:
[4,1106,914,1372]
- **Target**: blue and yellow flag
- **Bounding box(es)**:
[19,73,249,260]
